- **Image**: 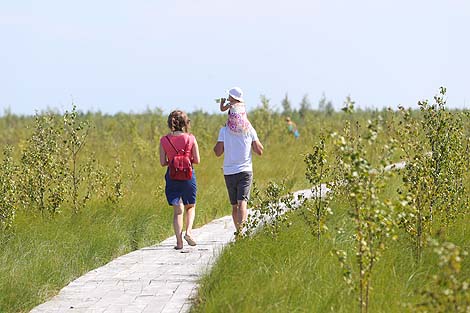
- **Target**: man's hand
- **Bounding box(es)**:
[214,141,224,157]
[252,140,264,156]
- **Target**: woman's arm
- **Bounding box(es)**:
[191,138,200,164]
[159,142,168,167]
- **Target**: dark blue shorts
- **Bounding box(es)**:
[165,169,197,206]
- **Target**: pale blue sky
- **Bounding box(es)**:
[1,0,469,116]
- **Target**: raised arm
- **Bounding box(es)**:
[220,98,230,112]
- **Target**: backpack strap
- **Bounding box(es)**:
[165,136,179,153]
[165,135,191,156]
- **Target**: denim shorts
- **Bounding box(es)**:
[223,171,253,205]
[165,169,197,206]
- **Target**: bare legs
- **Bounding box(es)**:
[173,203,184,249]
[184,204,195,237]
[173,203,195,249]
[231,200,248,233]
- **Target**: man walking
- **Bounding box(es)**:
[213,87,264,234]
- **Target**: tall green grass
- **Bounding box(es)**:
[0,109,326,312]
[1,108,456,312]
[192,191,470,313]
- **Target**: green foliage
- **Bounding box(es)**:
[420,87,468,229]
[193,197,470,313]
[395,106,430,261]
[299,93,312,118]
[193,213,349,313]
[341,95,356,114]
[2,89,470,312]
[19,113,67,215]
[105,157,124,206]
[333,114,397,313]
[79,153,108,206]
[193,88,470,313]
[396,88,469,261]
[250,95,284,144]
[0,102,320,311]
[63,104,90,213]
[0,147,17,232]
[245,180,296,238]
[317,92,334,116]
[412,240,470,312]
[303,135,333,239]
[281,93,292,116]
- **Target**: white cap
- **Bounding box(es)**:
[227,87,243,101]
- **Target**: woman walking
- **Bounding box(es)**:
[160,110,200,250]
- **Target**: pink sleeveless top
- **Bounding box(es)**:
[160,133,195,161]
[227,103,251,134]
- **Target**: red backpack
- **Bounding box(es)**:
[165,135,193,181]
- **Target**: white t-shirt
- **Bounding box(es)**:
[217,126,259,175]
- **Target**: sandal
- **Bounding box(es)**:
[174,246,183,250]
[184,234,197,246]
